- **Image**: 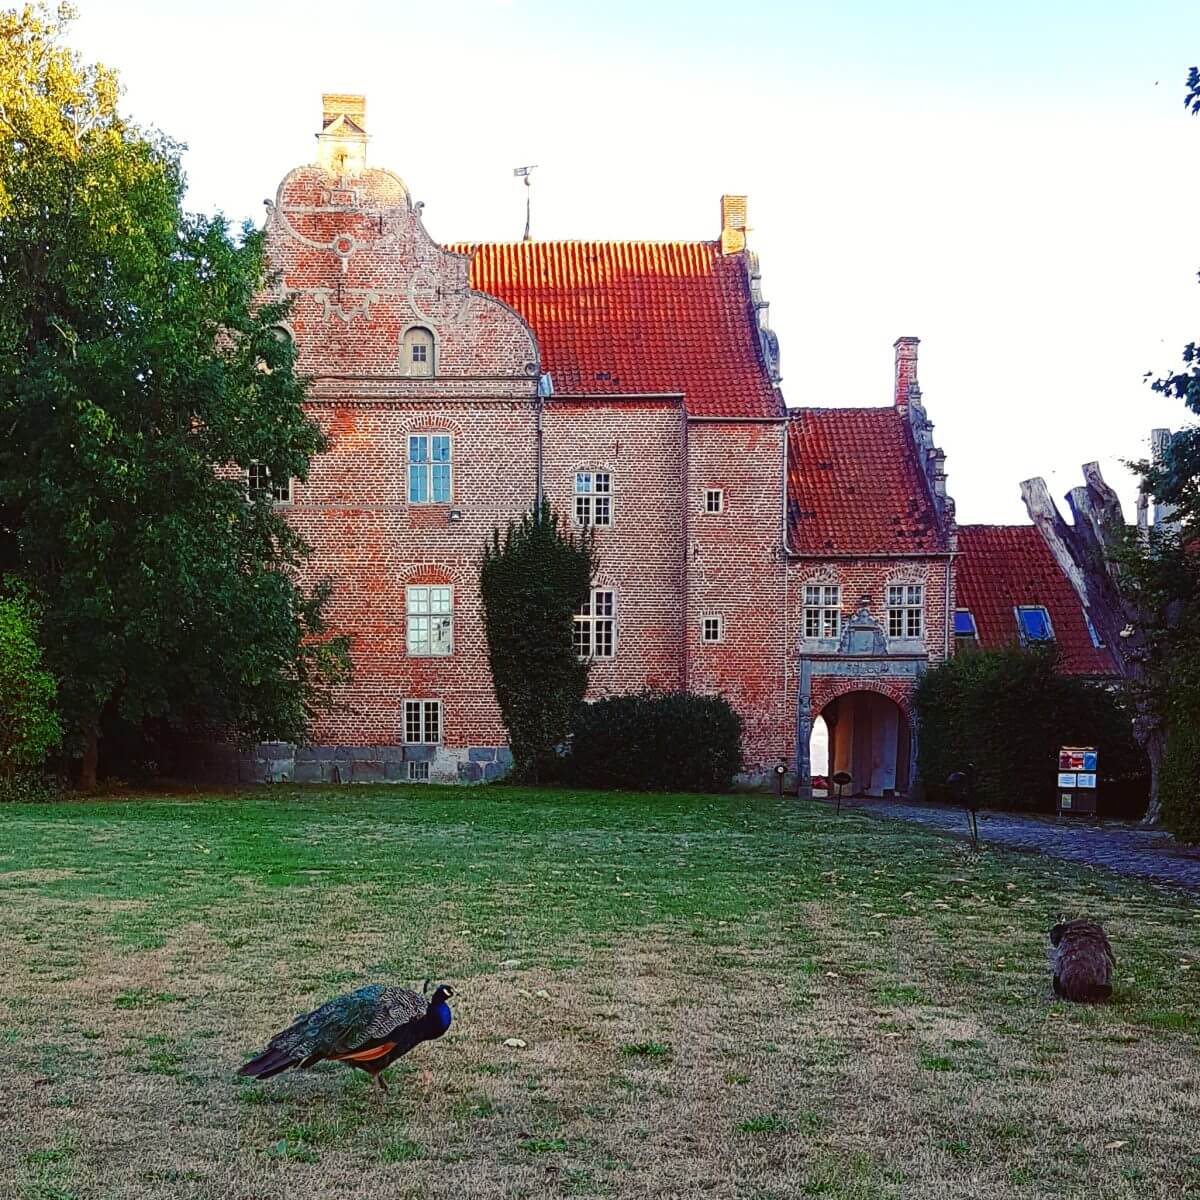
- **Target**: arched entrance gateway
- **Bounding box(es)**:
[815,690,911,796]
[796,602,924,799]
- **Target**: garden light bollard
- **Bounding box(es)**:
[774,759,787,798]
[833,771,852,815]
[946,764,980,851]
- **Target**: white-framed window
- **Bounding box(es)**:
[408,433,452,505]
[701,616,724,643]
[407,760,430,782]
[803,584,841,639]
[1016,605,1054,643]
[704,488,724,514]
[403,699,442,744]
[574,471,613,527]
[247,462,291,504]
[402,326,435,377]
[406,586,453,656]
[888,584,924,639]
[574,589,615,659]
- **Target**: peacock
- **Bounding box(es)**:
[237,980,455,1091]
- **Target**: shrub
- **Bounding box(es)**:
[0,593,62,776]
[480,502,596,782]
[1159,720,1200,844]
[563,691,743,793]
[914,645,1148,816]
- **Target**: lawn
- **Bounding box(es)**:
[0,786,1197,1200]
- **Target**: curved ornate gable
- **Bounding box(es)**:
[265,161,539,386]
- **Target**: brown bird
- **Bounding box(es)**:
[1049,919,1115,1003]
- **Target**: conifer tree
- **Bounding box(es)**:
[480,502,596,781]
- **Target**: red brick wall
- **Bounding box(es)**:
[543,399,687,698]
[687,421,789,773]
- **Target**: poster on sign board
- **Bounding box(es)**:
[1057,772,1078,788]
[1076,773,1097,789]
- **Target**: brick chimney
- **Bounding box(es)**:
[720,195,747,255]
[893,336,919,408]
[317,93,368,176]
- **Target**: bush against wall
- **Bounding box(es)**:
[563,691,744,794]
[914,646,1148,816]
[1158,720,1200,844]
[0,592,62,777]
[480,502,596,781]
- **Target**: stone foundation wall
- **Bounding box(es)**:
[223,743,513,786]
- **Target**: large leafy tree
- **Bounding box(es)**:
[480,502,596,781]
[1124,66,1200,840]
[0,4,348,785]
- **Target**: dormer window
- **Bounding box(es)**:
[402,327,435,377]
[954,609,978,639]
[1016,605,1054,643]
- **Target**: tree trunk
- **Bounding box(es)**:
[1021,470,1162,825]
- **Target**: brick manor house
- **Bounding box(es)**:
[221,95,1111,792]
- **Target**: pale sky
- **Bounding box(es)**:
[73,0,1200,523]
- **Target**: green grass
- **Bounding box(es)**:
[0,783,1197,1200]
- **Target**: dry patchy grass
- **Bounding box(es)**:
[0,786,1196,1199]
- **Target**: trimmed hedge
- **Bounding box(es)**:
[914,646,1149,817]
[562,691,743,793]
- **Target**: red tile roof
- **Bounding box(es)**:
[955,525,1116,675]
[450,241,782,419]
[786,408,948,554]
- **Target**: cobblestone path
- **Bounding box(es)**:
[832,797,1200,892]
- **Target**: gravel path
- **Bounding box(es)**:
[830,796,1200,892]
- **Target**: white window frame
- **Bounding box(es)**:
[1016,605,1055,644]
[704,488,725,514]
[701,615,724,643]
[403,699,442,744]
[406,585,454,657]
[803,584,841,640]
[247,461,291,504]
[888,584,924,639]
[407,760,431,782]
[574,589,616,660]
[408,433,453,505]
[574,471,613,528]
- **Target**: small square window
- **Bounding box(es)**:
[574,471,613,527]
[411,343,428,363]
[247,462,291,504]
[407,760,430,782]
[1017,606,1054,642]
[954,609,978,638]
[701,616,723,643]
[1083,610,1104,648]
[704,488,724,514]
[403,699,442,743]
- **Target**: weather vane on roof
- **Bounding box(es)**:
[513,165,537,242]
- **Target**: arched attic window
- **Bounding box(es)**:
[402,326,435,377]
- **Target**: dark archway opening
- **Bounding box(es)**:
[815,691,910,798]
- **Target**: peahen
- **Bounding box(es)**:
[238,980,454,1091]
[1049,919,1115,1003]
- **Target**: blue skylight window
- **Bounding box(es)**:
[1016,606,1054,642]
[954,609,978,637]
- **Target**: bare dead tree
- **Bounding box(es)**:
[1020,464,1165,824]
